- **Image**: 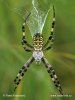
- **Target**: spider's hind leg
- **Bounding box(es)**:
[21,13,33,52]
[43,6,55,51]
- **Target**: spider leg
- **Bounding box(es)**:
[43,5,55,50]
[21,12,33,51]
[41,56,63,95]
[21,41,33,52]
[14,56,34,91]
[43,35,54,51]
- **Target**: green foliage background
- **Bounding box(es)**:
[0,0,75,100]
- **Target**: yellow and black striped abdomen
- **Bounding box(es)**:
[33,33,43,51]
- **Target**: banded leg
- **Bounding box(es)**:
[21,41,33,52]
[22,12,33,51]
[43,35,54,51]
[43,5,55,50]
[41,56,63,95]
[14,56,34,91]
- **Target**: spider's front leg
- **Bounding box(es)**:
[43,6,55,51]
[21,12,33,52]
[41,56,63,95]
[14,56,34,91]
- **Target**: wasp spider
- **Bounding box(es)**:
[14,6,63,95]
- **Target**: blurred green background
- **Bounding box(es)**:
[0,0,75,100]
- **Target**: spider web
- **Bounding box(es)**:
[1,0,53,38]
[27,0,52,37]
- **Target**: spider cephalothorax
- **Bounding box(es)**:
[14,6,63,95]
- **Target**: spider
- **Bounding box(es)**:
[14,6,63,95]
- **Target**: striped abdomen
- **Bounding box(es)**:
[33,33,43,51]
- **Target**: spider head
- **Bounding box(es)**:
[33,51,43,62]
